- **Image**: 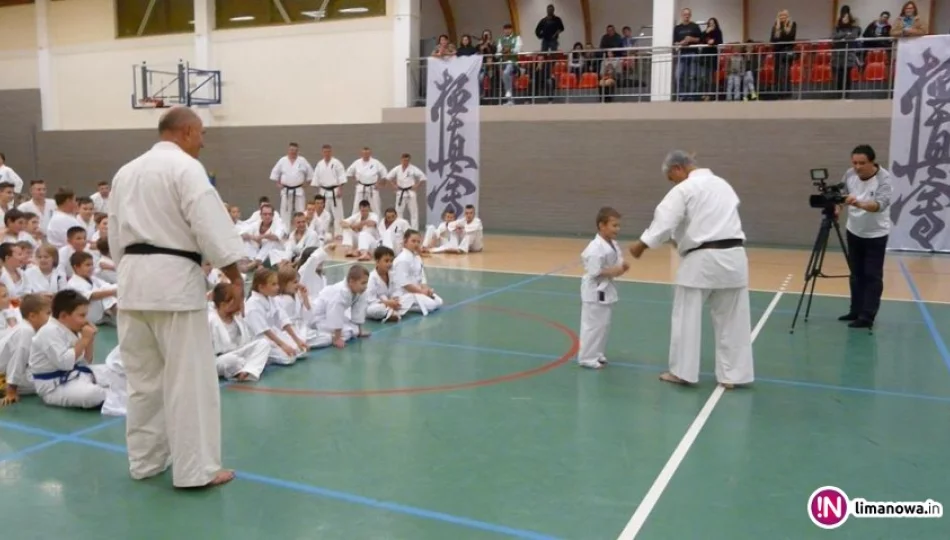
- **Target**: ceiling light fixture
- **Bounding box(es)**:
[339,7,369,13]
[229,15,255,22]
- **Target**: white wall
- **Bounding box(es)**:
[2,0,397,130]
[451,0,511,42]
[211,18,394,126]
[0,4,39,90]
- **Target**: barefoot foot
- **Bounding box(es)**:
[659,372,689,385]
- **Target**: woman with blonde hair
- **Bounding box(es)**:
[890,1,926,37]
[769,10,797,98]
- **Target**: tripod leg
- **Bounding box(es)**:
[790,218,831,332]
[833,221,853,273]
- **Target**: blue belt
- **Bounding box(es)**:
[33,365,93,385]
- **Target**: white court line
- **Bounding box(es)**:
[615,273,792,540]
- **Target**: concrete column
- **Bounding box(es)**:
[193,0,215,125]
[392,0,421,108]
[36,0,59,130]
[650,0,675,102]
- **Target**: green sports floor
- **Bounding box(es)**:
[1,263,948,539]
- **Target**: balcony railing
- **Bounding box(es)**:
[406,38,898,106]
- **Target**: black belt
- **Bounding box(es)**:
[283,185,303,211]
[125,243,202,265]
[321,185,342,206]
[397,186,413,206]
[685,239,744,255]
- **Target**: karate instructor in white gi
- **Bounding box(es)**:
[108,107,246,488]
[628,150,754,388]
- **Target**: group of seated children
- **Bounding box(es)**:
[0,196,449,413]
[0,290,119,409]
[196,227,443,387]
[229,193,484,267]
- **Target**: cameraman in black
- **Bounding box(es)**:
[837,144,894,329]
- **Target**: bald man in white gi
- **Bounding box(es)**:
[629,151,754,389]
[109,107,246,488]
[270,142,313,218]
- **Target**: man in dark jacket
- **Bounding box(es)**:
[535,5,564,52]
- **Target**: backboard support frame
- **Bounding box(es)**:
[131,61,222,110]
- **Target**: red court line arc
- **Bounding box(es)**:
[227,305,579,398]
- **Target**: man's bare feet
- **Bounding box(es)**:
[659,372,689,385]
[236,372,249,382]
[180,469,235,489]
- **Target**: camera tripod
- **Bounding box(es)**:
[789,205,852,333]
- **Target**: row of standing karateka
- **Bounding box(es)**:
[269,143,432,235]
[0,199,458,414]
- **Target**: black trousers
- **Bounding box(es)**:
[846,231,888,321]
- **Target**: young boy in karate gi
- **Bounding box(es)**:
[59,226,87,278]
[310,265,371,348]
[366,246,411,323]
[392,230,443,315]
[244,268,308,364]
[0,242,28,301]
[65,251,117,325]
[29,289,108,409]
[0,294,49,405]
[24,244,64,296]
[208,283,271,381]
[341,200,380,261]
[577,207,629,369]
[95,238,117,284]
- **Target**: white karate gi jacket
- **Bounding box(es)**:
[311,281,367,330]
[640,168,749,289]
[108,141,246,311]
[580,235,621,304]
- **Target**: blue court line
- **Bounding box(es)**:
[426,284,935,326]
[223,262,577,386]
[0,417,123,465]
[380,336,950,405]
[0,420,560,540]
[898,258,950,374]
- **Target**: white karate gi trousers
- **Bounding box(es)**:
[342,229,379,252]
[395,189,419,230]
[458,230,483,253]
[319,187,346,235]
[216,339,271,381]
[35,365,109,409]
[120,309,223,488]
[280,186,306,218]
[578,302,612,366]
[668,285,754,385]
[265,330,306,365]
[352,184,382,216]
[400,292,442,315]
[366,300,413,321]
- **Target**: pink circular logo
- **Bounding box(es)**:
[808,486,850,529]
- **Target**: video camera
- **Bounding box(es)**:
[808,168,847,209]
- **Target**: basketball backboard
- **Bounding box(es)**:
[132,61,222,109]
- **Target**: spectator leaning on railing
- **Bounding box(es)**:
[890,1,926,37]
[863,11,892,48]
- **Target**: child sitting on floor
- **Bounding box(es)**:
[274,265,329,349]
[311,265,371,349]
[29,289,108,409]
[208,283,271,381]
[244,268,307,364]
[65,251,117,325]
[366,246,411,323]
[392,229,444,316]
[0,294,50,405]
